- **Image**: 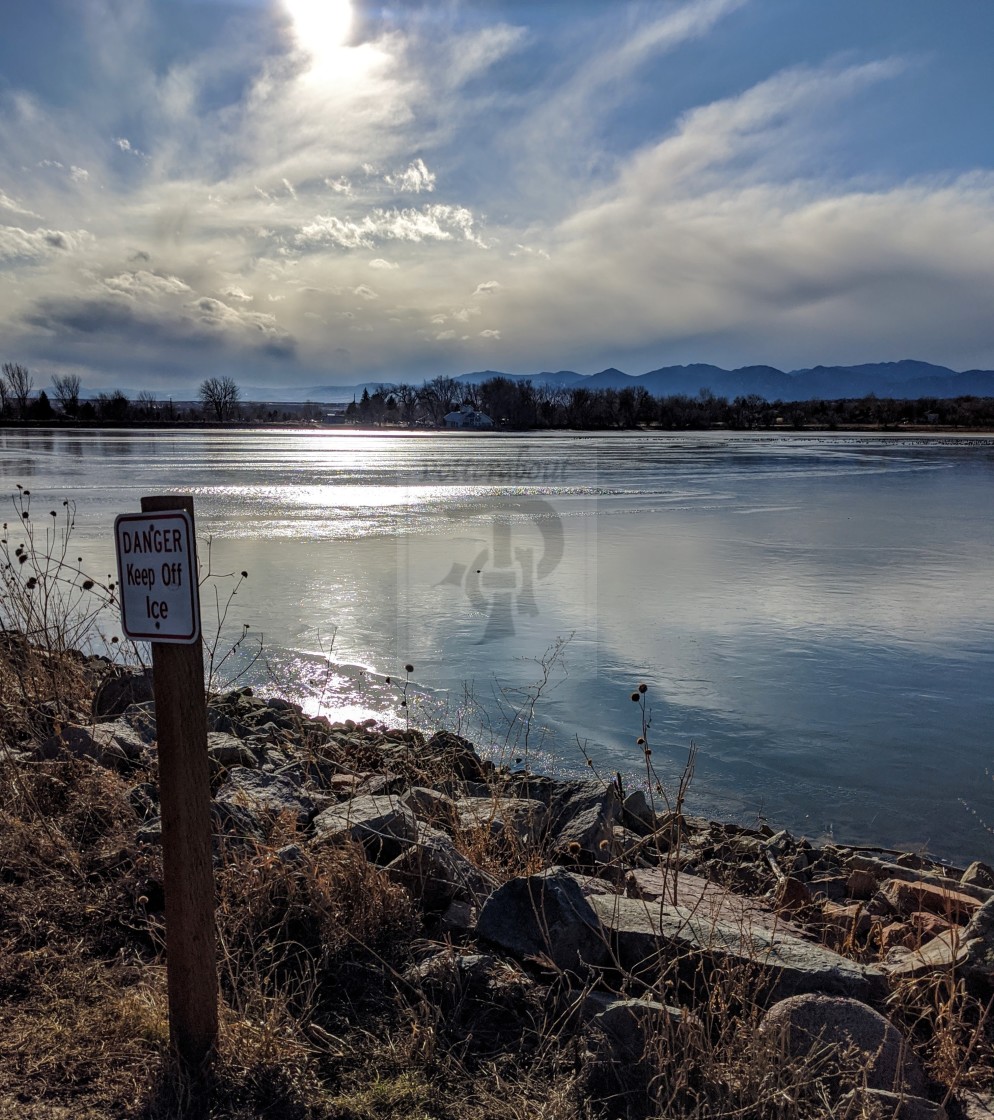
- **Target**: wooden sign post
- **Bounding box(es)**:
[115,495,217,1076]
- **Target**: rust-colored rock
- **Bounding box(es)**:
[879,878,980,923]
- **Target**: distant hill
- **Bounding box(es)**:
[274,360,994,404]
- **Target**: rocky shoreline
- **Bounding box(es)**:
[8,663,994,1119]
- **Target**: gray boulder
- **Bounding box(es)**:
[215,766,316,830]
[545,779,621,863]
[586,995,696,1061]
[312,794,418,862]
[34,720,147,768]
[385,827,498,910]
[92,667,154,719]
[960,895,994,988]
[404,786,460,830]
[760,994,926,1095]
[207,733,258,770]
[212,799,267,842]
[581,878,883,1001]
[477,868,608,973]
[454,796,547,847]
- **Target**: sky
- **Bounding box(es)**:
[2,0,994,396]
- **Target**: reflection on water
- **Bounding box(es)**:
[3,426,994,863]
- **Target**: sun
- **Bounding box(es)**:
[284,0,353,57]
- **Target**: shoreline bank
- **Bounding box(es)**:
[3,644,994,1117]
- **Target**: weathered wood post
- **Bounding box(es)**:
[115,495,218,1076]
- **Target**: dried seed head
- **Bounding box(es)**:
[567,841,581,854]
[631,692,640,702]
[405,664,414,674]
[638,682,648,694]
[637,736,645,746]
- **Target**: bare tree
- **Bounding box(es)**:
[97,390,131,422]
[51,373,82,417]
[418,375,459,426]
[1,362,34,418]
[135,389,158,418]
[393,382,419,425]
[199,376,241,422]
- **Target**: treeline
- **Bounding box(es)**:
[6,360,994,430]
[354,374,994,429]
[0,366,306,424]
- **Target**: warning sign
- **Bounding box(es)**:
[114,510,201,643]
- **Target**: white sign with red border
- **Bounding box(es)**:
[114,510,201,643]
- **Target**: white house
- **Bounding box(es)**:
[443,405,494,430]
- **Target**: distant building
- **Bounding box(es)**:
[443,405,494,430]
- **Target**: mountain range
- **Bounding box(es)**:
[298,359,994,405]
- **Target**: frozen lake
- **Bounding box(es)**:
[3,426,993,865]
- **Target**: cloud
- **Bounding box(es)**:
[114,136,147,159]
[385,158,436,193]
[0,190,40,218]
[0,225,91,262]
[487,60,994,371]
[3,1,994,386]
[103,270,192,298]
[222,285,253,302]
[295,204,485,251]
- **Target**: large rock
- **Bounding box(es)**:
[585,995,695,1061]
[962,862,994,890]
[207,732,258,770]
[33,720,147,768]
[385,827,499,909]
[761,994,926,1095]
[545,779,621,863]
[404,786,460,830]
[580,876,883,1001]
[477,869,609,973]
[311,794,418,862]
[454,796,547,847]
[878,878,981,923]
[479,869,881,997]
[960,894,994,988]
[889,896,994,988]
[423,730,491,782]
[215,766,316,830]
[92,667,154,719]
